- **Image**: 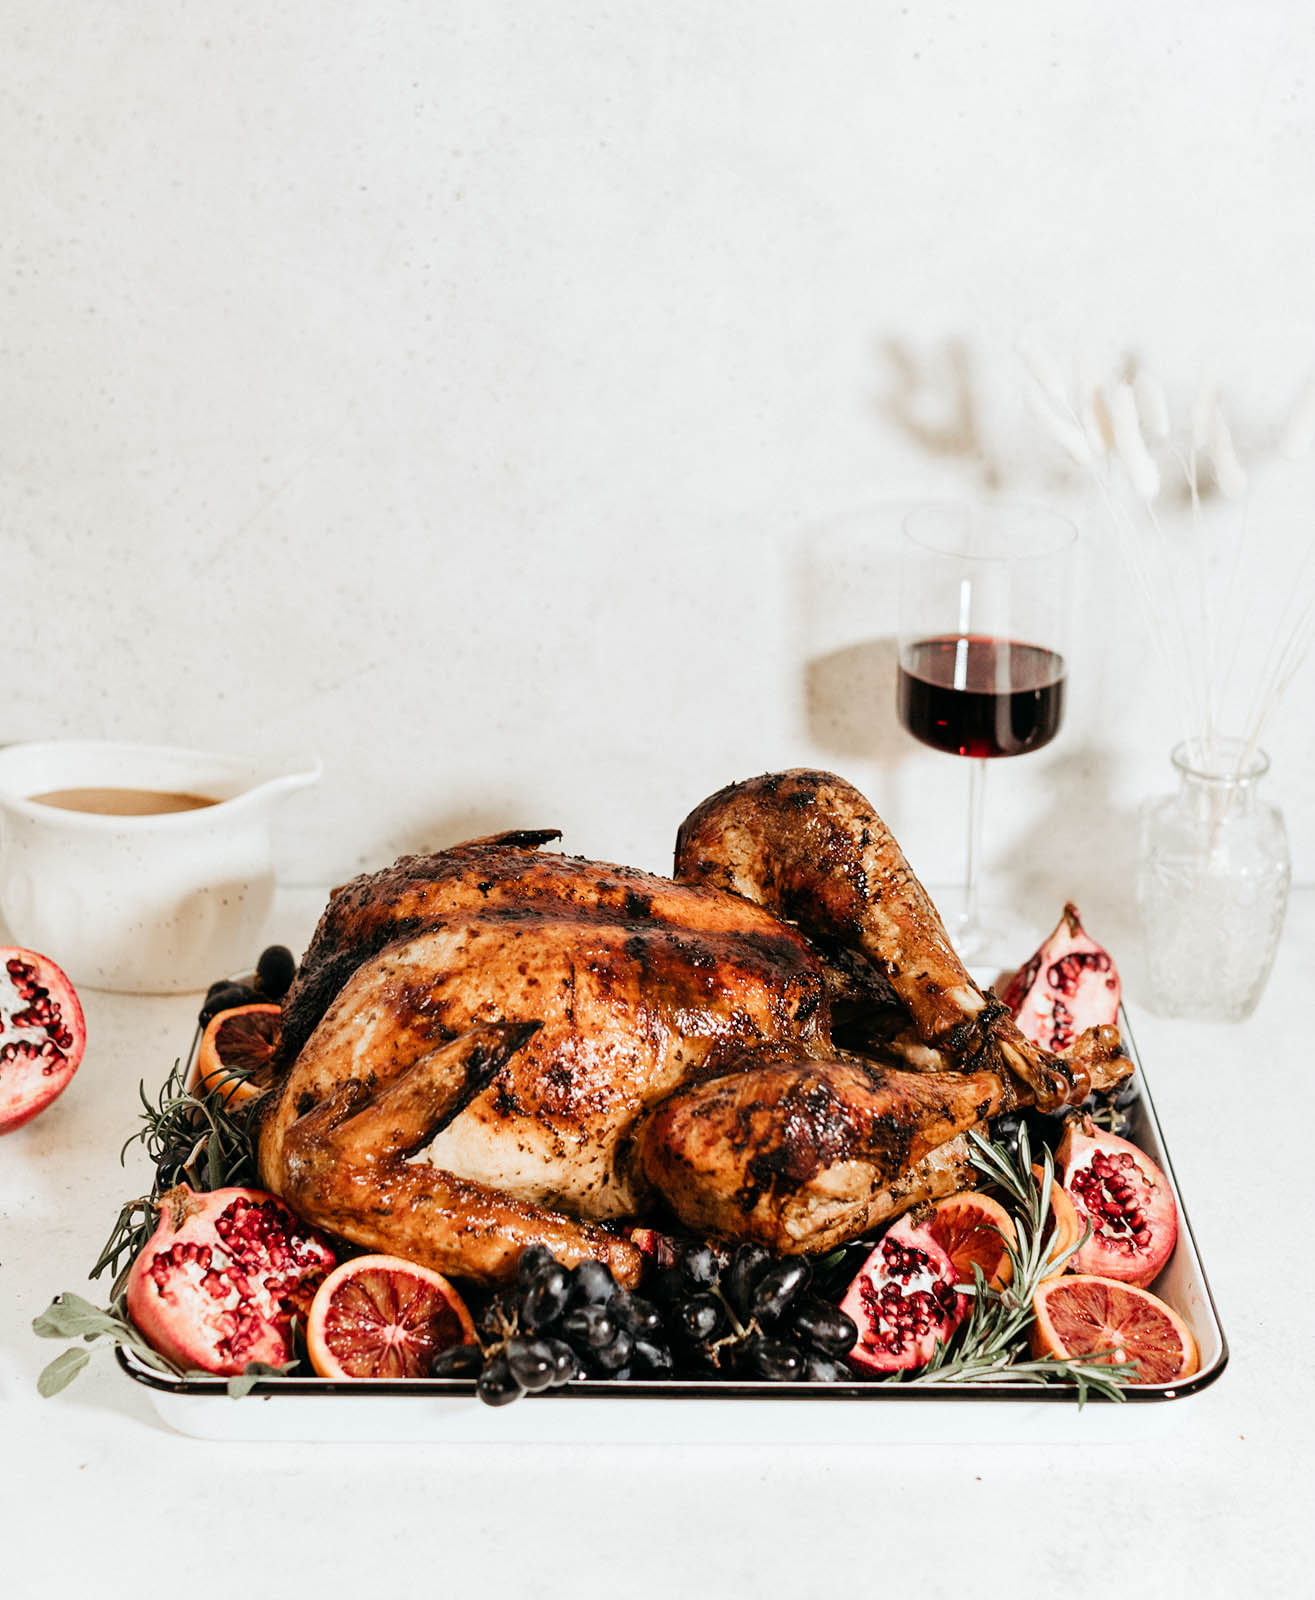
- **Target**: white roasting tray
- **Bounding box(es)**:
[117,1010,1227,1443]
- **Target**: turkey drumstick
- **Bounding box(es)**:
[634,1021,1130,1255]
[635,1055,1007,1253]
[675,768,1088,1111]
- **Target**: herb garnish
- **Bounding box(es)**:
[885,1123,1137,1399]
[90,1044,262,1299]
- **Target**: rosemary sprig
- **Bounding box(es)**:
[125,1048,262,1195]
[91,1045,263,1298]
[888,1124,1138,1400]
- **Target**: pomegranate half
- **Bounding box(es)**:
[1056,1120,1178,1288]
[125,1185,336,1375]
[840,1214,966,1374]
[1003,903,1120,1053]
[0,948,86,1134]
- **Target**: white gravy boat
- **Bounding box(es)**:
[0,740,320,993]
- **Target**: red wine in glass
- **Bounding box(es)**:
[897,634,1066,759]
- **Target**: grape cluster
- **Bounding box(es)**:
[437,1240,860,1405]
[432,1245,676,1407]
[647,1242,857,1383]
[1083,1074,1141,1138]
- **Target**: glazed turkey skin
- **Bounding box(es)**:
[258,773,1127,1285]
[263,882,829,1222]
[257,843,835,1283]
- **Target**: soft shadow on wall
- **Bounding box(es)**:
[789,497,906,811]
[804,637,903,768]
[877,336,1004,492]
[991,743,1147,994]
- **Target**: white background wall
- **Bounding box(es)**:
[4,1,1313,982]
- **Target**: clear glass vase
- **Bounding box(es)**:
[1136,738,1290,1019]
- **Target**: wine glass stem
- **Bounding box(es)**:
[963,757,987,941]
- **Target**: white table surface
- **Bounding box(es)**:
[1,887,1306,1598]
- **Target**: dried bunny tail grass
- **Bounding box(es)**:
[1079,378,1115,459]
[1209,494,1258,733]
[1087,460,1208,743]
[1279,372,1315,460]
[1133,369,1171,441]
[1235,542,1315,768]
[1108,382,1161,502]
[1210,406,1248,500]
[1234,604,1315,786]
[1020,338,1315,769]
[1024,382,1092,464]
[1017,337,1207,742]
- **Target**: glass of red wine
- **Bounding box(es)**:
[897,502,1076,959]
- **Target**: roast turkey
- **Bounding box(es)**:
[257,770,1128,1285]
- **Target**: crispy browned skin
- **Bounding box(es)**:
[259,845,830,1283]
[260,773,1128,1282]
[632,1026,1129,1253]
[674,768,1087,1110]
[634,1059,1009,1251]
[278,831,819,1066]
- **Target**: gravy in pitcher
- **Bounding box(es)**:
[29,787,220,816]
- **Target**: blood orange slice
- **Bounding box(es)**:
[190,1003,281,1109]
[307,1255,476,1380]
[1031,1273,1199,1384]
[924,1193,1016,1290]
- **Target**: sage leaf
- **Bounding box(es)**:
[38,1347,92,1397]
[32,1294,122,1341]
[227,1359,297,1399]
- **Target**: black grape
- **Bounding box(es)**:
[724,1244,772,1320]
[569,1259,620,1308]
[429,1343,483,1378]
[517,1244,557,1288]
[476,1352,523,1407]
[803,1354,849,1383]
[561,1304,620,1353]
[590,1325,635,1373]
[679,1245,720,1291]
[745,1336,805,1382]
[749,1259,811,1323]
[632,1337,674,1375]
[505,1338,557,1393]
[671,1294,727,1345]
[521,1263,572,1330]
[790,1297,858,1358]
